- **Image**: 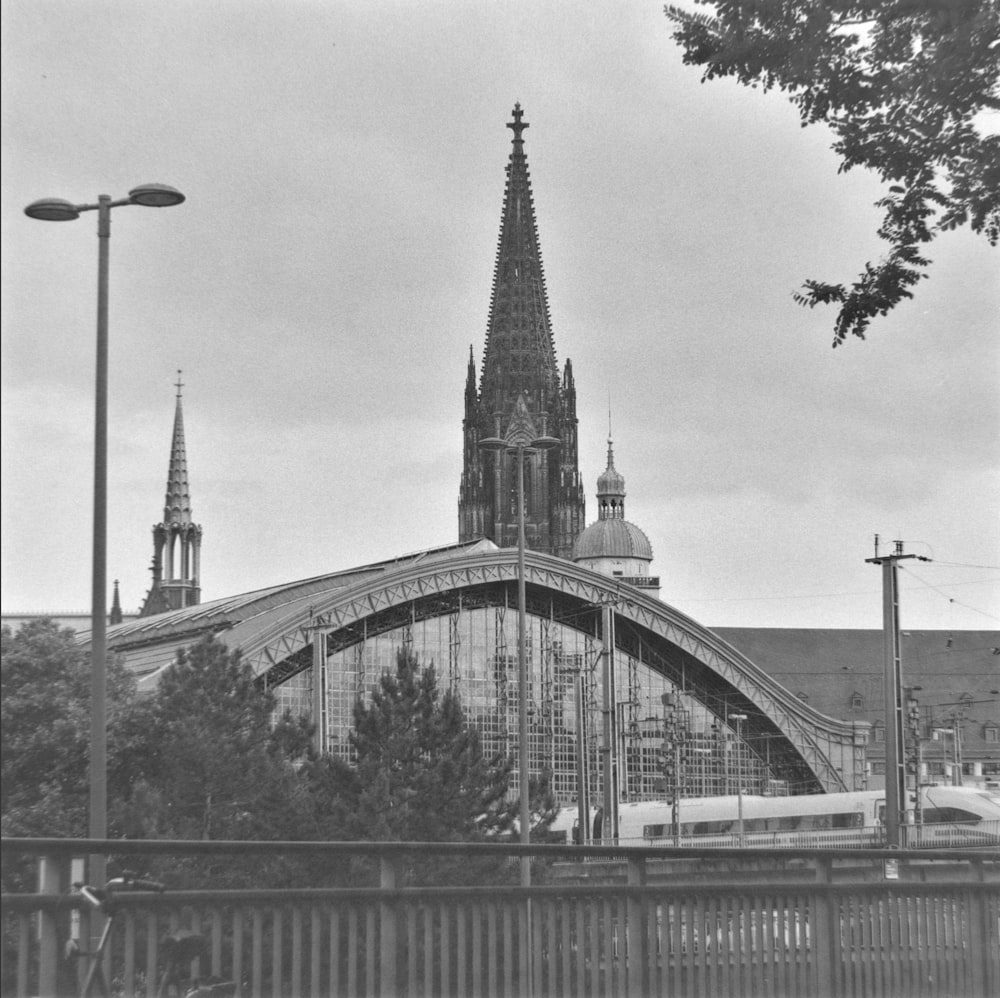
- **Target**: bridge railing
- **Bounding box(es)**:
[3,837,998,998]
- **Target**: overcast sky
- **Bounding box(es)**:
[2,1,998,633]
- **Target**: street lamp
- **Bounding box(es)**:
[24,184,185,867]
[479,393,559,880]
[730,714,748,846]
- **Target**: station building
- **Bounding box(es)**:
[5,106,996,804]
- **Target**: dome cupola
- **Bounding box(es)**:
[595,438,626,519]
[572,438,658,595]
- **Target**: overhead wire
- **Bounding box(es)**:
[898,563,1000,623]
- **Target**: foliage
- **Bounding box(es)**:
[113,634,315,886]
[303,646,554,885]
[3,624,556,892]
[1,620,137,843]
[664,0,1000,344]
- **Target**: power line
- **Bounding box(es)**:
[677,576,996,608]
[930,561,1000,571]
[898,564,1000,622]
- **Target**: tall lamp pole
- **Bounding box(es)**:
[730,714,748,845]
[25,185,185,872]
[479,394,558,878]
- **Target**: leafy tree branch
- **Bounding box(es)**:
[664,0,1000,344]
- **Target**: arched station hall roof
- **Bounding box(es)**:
[96,539,867,793]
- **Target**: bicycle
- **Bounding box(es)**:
[64,873,235,998]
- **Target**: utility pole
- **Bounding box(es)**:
[866,537,928,847]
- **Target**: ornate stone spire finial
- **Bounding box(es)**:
[507,102,529,144]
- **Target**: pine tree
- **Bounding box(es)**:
[119,634,311,846]
[319,646,518,846]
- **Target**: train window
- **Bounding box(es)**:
[832,812,864,828]
[692,821,733,835]
[643,824,667,838]
[768,815,802,831]
[922,807,978,824]
[800,814,834,830]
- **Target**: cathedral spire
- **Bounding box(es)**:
[459,106,585,558]
[139,373,202,617]
[479,102,560,415]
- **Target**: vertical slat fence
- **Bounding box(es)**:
[3,839,998,997]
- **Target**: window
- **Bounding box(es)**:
[985,726,999,743]
[851,692,864,710]
[871,761,886,775]
[796,691,809,703]
[922,807,978,824]
[872,724,885,743]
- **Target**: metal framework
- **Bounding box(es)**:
[229,550,865,794]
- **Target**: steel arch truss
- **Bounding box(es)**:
[244,550,866,792]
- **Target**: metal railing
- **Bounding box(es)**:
[3,837,998,997]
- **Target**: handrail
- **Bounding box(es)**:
[3,836,997,863]
[4,837,997,998]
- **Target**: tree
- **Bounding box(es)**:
[664,0,1000,345]
[303,647,557,886]
[1,619,137,843]
[313,646,522,847]
[118,634,312,854]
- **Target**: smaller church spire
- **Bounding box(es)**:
[139,374,203,617]
[164,370,193,526]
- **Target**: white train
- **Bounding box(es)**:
[551,785,1000,849]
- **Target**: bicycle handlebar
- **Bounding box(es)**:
[116,876,165,893]
[72,872,166,908]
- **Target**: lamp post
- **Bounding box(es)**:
[24,185,185,872]
[730,713,748,846]
[479,394,559,878]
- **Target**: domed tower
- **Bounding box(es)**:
[458,104,585,558]
[572,439,659,596]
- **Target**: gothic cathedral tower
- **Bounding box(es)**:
[139,374,202,616]
[459,105,585,558]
